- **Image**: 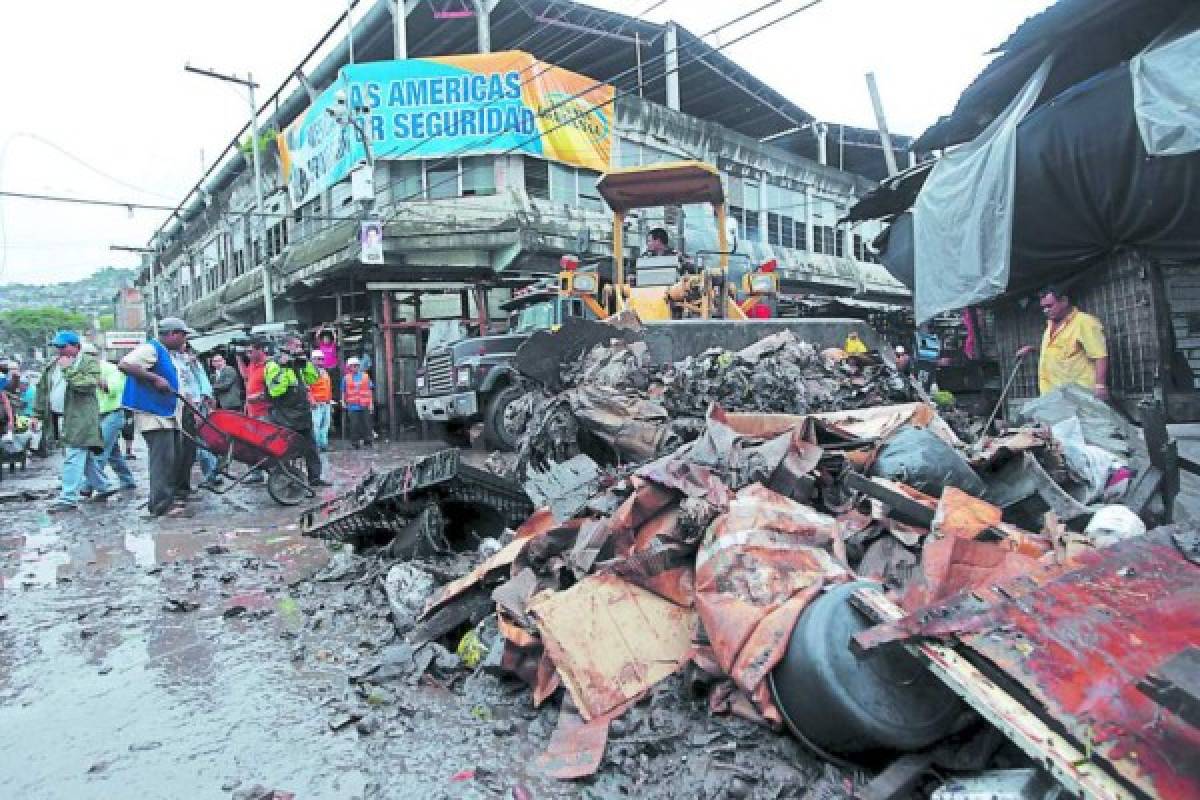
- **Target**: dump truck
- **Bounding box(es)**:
[414,271,611,450]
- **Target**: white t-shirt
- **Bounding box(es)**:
[47,363,68,414]
[119,342,182,432]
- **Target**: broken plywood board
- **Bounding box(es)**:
[528,572,696,721]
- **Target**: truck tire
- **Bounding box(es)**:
[483,385,524,451]
[428,421,470,448]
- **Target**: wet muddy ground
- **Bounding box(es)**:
[0,441,838,800]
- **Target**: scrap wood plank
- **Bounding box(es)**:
[850,587,1135,800]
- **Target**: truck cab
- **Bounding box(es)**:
[414,273,598,451]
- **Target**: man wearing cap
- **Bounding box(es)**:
[264,336,331,487]
[308,350,334,451]
[342,357,374,449]
[33,332,114,513]
[119,318,193,518]
[85,343,137,494]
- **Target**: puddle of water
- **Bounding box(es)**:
[1,531,71,590]
[2,524,329,592]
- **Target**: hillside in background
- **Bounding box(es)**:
[0,267,136,317]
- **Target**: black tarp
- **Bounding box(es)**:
[879,62,1200,299]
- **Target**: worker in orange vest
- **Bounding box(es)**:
[342,357,374,449]
[308,350,334,451]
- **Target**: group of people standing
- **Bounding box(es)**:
[33,320,377,519]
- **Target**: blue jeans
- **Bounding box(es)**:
[90,411,136,490]
[61,446,111,505]
[311,403,331,449]
[196,445,219,482]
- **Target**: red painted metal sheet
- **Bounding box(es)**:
[891,528,1200,800]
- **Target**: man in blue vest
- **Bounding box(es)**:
[119,317,193,518]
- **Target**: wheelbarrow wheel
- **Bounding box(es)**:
[267,458,310,506]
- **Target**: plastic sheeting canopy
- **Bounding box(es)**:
[912,58,1053,324]
[1132,28,1200,157]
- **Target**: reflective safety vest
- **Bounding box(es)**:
[309,370,332,404]
[344,373,372,408]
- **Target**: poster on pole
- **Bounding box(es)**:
[279,51,614,208]
[360,220,384,264]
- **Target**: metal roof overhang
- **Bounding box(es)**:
[597,161,724,211]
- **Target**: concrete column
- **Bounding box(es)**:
[841,207,853,260]
[664,22,680,110]
[390,0,415,59]
[804,187,815,254]
[814,122,829,166]
[757,179,768,246]
[908,150,917,169]
[473,0,500,53]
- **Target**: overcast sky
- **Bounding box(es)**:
[0,0,1051,286]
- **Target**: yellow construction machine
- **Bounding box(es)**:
[593,160,778,321]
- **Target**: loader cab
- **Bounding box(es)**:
[595,161,777,320]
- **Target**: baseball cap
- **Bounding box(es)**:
[50,331,81,347]
[158,317,196,335]
[310,350,324,360]
[346,357,361,365]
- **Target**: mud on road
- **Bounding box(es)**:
[0,443,840,800]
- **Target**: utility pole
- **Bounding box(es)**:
[185,65,274,322]
[865,72,899,177]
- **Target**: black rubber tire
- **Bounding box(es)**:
[267,458,309,506]
[483,385,525,452]
[429,422,471,448]
[770,580,964,754]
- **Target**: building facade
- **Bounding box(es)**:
[138,0,910,425]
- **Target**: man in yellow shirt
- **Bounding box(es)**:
[844,331,868,355]
[1017,285,1109,400]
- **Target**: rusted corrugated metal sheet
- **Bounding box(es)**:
[867,527,1200,800]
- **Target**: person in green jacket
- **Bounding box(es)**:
[85,344,137,493]
[264,336,331,487]
[33,331,113,513]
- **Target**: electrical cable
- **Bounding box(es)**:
[380,0,824,214]
[2,133,179,202]
[147,1,824,288]
[149,0,625,245]
[330,0,670,173]
[369,0,776,169]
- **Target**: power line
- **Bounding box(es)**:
[0,190,348,223]
[382,0,823,214]
[335,0,671,177]
[0,133,180,201]
[371,0,778,170]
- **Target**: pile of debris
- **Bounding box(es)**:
[301,373,1193,796]
[508,322,912,479]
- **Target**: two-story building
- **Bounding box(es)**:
[139,0,911,427]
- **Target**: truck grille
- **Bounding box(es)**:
[425,352,455,394]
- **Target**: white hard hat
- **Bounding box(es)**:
[895,346,906,354]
